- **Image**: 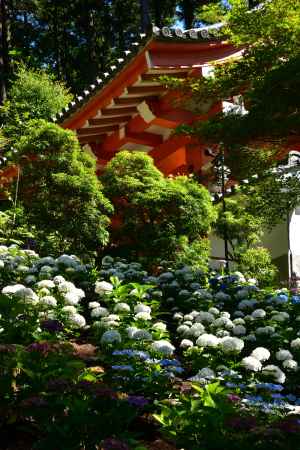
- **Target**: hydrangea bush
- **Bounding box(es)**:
[1,246,300,449]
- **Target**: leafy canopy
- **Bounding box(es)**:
[15,120,113,256]
[0,66,72,141]
[102,151,216,265]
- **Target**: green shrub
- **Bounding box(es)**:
[238,246,278,287]
[102,151,216,265]
[15,120,113,256]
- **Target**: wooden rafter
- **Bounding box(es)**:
[77,124,119,136]
[89,116,131,126]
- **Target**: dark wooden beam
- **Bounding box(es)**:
[102,106,138,116]
[78,134,107,145]
[77,124,119,136]
[114,96,156,106]
[89,116,131,126]
[127,85,165,95]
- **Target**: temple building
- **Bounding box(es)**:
[42,26,300,280]
[56,26,243,176]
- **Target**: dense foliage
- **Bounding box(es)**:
[0,66,72,142]
[14,120,113,256]
[102,151,216,265]
[166,0,300,145]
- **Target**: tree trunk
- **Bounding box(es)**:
[0,0,9,104]
[140,0,151,33]
[182,0,194,29]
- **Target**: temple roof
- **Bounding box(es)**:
[55,26,243,174]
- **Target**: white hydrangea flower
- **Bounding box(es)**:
[189,323,205,337]
[177,325,190,335]
[220,336,244,353]
[251,347,270,362]
[183,314,194,322]
[183,321,193,327]
[244,334,257,342]
[58,281,76,294]
[91,307,109,318]
[88,301,101,309]
[241,356,262,372]
[173,312,183,320]
[233,318,245,325]
[282,359,298,371]
[189,367,215,382]
[152,322,167,332]
[37,256,56,266]
[24,275,37,285]
[127,326,138,338]
[56,255,79,267]
[190,310,201,318]
[63,292,81,306]
[216,329,230,338]
[256,326,275,336]
[220,312,231,319]
[114,302,131,313]
[262,365,286,383]
[2,284,27,295]
[151,340,175,356]
[95,281,113,295]
[36,280,55,289]
[53,275,66,285]
[244,315,254,322]
[102,314,120,322]
[291,338,300,350]
[3,285,39,304]
[134,312,152,321]
[233,325,246,336]
[196,333,220,348]
[208,307,219,316]
[251,309,266,319]
[276,349,293,361]
[180,339,194,349]
[195,311,214,324]
[39,287,50,297]
[40,265,53,273]
[103,320,120,328]
[62,305,77,315]
[16,265,30,273]
[39,295,57,307]
[101,330,121,344]
[213,317,234,330]
[132,329,153,341]
[68,313,86,328]
[134,303,151,314]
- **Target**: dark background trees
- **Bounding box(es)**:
[0,0,221,98]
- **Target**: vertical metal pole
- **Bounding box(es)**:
[220,147,229,272]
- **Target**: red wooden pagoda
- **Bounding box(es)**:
[56,26,243,176]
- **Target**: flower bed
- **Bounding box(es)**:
[0,245,300,449]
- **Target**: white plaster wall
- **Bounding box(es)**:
[289,207,300,275]
[209,221,289,272]
[260,222,288,260]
